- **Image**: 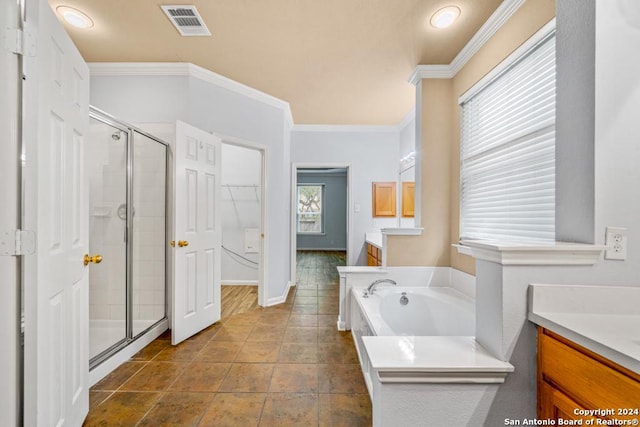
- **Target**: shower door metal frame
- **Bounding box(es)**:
[88,106,169,369]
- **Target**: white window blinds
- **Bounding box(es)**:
[460,31,556,242]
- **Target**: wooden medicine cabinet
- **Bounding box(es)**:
[401,181,415,217]
[372,182,396,217]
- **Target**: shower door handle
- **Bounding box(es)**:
[84,254,103,266]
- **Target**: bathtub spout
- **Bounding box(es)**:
[367,278,397,295]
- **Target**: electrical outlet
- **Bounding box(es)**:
[604,226,627,260]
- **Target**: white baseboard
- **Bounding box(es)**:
[221,280,259,286]
[265,281,294,306]
[297,248,347,251]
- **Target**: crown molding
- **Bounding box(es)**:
[88,62,294,127]
[408,0,526,85]
[408,65,454,85]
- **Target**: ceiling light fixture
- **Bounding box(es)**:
[430,6,461,29]
[56,6,94,29]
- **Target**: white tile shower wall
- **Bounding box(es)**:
[132,137,166,326]
[88,125,127,322]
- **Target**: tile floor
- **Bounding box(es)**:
[84,251,372,426]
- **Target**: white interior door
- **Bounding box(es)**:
[172,121,222,345]
[22,0,90,425]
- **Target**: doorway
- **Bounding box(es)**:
[291,165,351,286]
[220,140,266,315]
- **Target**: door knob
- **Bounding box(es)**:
[178,240,189,247]
[170,240,175,247]
[84,254,103,266]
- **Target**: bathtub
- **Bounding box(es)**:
[351,286,475,336]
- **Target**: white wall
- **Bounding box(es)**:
[90,67,292,303]
[221,143,261,282]
[291,128,400,265]
[556,0,640,285]
[592,0,640,284]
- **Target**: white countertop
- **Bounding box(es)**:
[362,336,513,383]
[528,284,640,374]
[365,232,383,249]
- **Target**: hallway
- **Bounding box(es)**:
[84,251,372,426]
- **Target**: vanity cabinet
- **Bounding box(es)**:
[537,327,640,423]
[372,182,396,217]
[367,243,382,266]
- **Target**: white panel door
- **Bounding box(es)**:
[172,121,222,345]
[22,0,90,425]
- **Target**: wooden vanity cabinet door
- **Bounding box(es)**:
[539,381,595,423]
[537,327,640,422]
[372,182,396,217]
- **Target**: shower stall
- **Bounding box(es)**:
[87,107,168,368]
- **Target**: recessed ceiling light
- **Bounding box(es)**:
[56,6,94,29]
[430,6,461,29]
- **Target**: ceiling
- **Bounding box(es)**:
[48,0,502,125]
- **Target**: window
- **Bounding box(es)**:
[459,29,556,242]
[297,184,324,234]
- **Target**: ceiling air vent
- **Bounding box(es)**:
[161,5,211,36]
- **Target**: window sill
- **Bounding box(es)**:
[458,239,605,266]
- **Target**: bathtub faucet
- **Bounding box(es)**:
[366,278,397,295]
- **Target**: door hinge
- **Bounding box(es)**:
[0,229,36,256]
[4,28,36,56]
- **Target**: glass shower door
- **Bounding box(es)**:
[132,131,167,336]
[87,117,128,360]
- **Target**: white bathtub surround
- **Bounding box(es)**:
[336,266,474,330]
[529,284,640,374]
[458,239,606,423]
[459,239,605,361]
[365,337,513,426]
[349,279,512,426]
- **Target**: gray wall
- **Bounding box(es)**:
[297,171,348,250]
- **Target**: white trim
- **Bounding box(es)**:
[265,281,294,306]
[221,280,259,286]
[408,0,527,85]
[291,124,399,133]
[88,62,294,127]
[458,18,556,104]
[297,247,348,251]
[449,0,527,75]
[460,240,605,266]
[408,65,455,85]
